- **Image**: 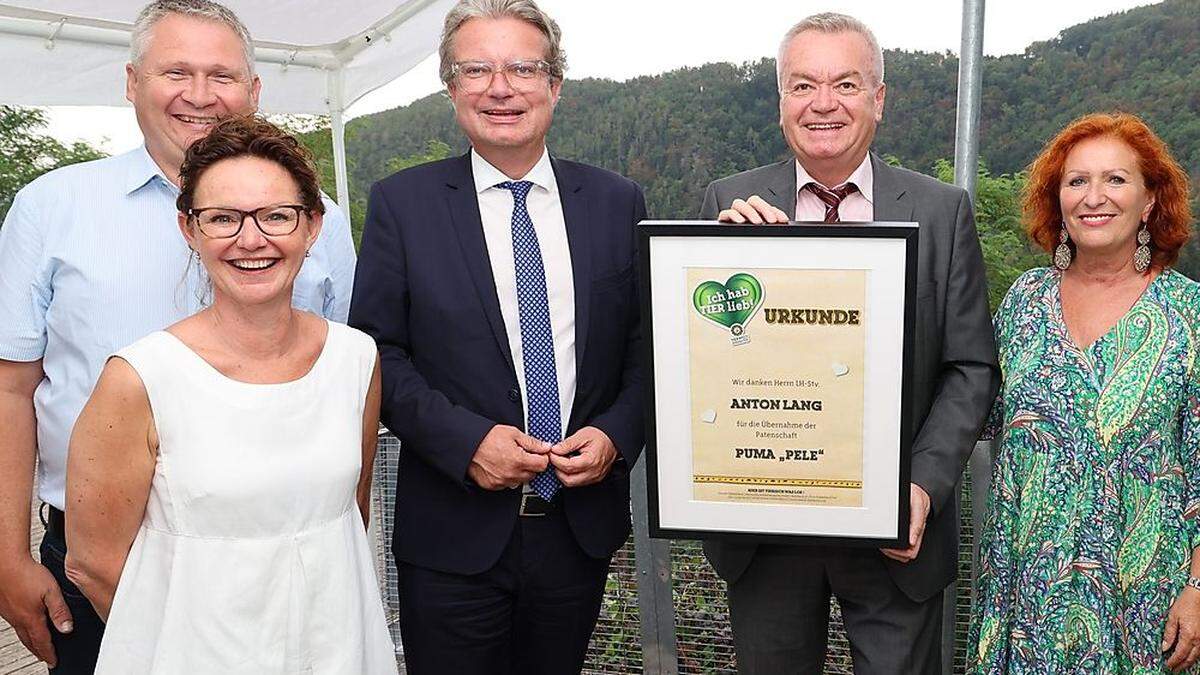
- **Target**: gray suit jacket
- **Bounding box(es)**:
[699,154,1000,602]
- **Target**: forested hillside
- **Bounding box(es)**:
[334,0,1197,215]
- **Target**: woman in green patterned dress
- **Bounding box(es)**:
[969,112,1200,674]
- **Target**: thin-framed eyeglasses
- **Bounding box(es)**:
[187,205,308,239]
[451,60,552,93]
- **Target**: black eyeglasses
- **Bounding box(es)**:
[187,205,308,239]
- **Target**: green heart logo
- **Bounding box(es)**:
[693,273,764,331]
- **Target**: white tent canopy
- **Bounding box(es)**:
[0,0,457,212]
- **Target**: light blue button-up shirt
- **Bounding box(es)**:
[0,146,357,509]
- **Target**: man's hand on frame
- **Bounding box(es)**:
[717,195,789,224]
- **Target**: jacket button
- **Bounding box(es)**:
[508,388,520,402]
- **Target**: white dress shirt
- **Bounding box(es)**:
[471,148,576,440]
[794,154,875,222]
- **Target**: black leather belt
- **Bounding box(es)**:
[518,492,556,517]
[44,504,66,539]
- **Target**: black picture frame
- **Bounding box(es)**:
[638,221,918,548]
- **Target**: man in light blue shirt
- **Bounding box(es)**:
[0,1,355,672]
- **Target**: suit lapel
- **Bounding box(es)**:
[764,159,797,218]
[444,152,516,373]
[870,153,915,223]
[553,157,593,371]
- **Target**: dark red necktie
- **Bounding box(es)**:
[804,182,859,223]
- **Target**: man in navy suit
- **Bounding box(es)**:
[348,1,645,673]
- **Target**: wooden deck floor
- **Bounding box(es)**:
[0,500,49,675]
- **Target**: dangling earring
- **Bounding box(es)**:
[1054,226,1072,270]
[305,249,311,258]
[1134,223,1151,273]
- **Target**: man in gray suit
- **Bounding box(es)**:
[699,13,999,674]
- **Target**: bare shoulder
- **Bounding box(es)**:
[298,309,328,334]
[71,355,155,460]
[298,310,335,354]
[88,357,151,416]
[163,311,208,345]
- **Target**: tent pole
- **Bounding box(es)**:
[329,69,351,223]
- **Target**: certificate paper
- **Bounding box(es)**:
[687,267,866,507]
[640,222,917,546]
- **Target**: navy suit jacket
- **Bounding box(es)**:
[349,152,646,575]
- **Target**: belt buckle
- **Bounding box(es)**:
[519,492,546,517]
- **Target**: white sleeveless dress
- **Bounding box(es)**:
[94,320,398,674]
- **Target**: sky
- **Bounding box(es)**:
[43,0,1158,153]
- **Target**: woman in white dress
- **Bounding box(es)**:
[61,115,397,674]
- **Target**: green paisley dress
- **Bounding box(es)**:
[969,267,1200,674]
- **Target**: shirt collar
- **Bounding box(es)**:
[795,154,874,204]
[124,145,177,196]
[471,147,556,195]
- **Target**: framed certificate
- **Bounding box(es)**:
[639,221,918,547]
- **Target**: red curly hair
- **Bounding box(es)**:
[1023,112,1192,270]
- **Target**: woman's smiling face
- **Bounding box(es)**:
[181,155,322,308]
[1058,135,1156,265]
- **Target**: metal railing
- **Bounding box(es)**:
[372,431,404,666]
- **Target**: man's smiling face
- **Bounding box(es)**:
[126,13,260,181]
[447,16,561,163]
[777,29,885,185]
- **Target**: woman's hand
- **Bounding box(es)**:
[1163,584,1200,672]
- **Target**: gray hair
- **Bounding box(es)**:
[438,0,567,85]
[776,12,884,87]
[130,0,256,77]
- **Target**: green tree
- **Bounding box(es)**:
[0,106,106,222]
[386,139,452,174]
[934,159,1045,310]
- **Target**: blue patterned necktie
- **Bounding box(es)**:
[496,180,562,501]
